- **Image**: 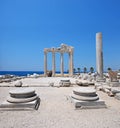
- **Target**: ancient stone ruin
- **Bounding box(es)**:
[44,43,74,77]
[59,79,71,87]
[0,88,40,110]
[96,32,105,82]
[70,87,106,108]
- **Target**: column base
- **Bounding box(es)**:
[96,77,106,82]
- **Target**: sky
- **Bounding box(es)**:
[0,0,120,72]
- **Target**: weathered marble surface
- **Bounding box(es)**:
[7,94,38,103]
[73,87,96,95]
[9,88,35,96]
[71,93,99,101]
[0,88,40,110]
[71,87,106,108]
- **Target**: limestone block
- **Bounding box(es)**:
[115,93,120,100]
[111,88,120,94]
[82,75,88,80]
[88,82,94,85]
[0,97,40,110]
[76,80,82,86]
[59,80,71,87]
[110,82,120,87]
[71,97,106,109]
[14,81,22,87]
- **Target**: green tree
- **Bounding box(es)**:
[67,69,69,73]
[77,68,80,74]
[107,67,112,71]
[73,68,76,73]
[90,67,94,73]
[83,67,87,73]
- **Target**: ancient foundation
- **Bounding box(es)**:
[70,87,106,109]
[0,88,40,110]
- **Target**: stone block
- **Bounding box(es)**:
[59,80,71,87]
[0,97,40,110]
[115,93,120,100]
[14,81,22,87]
[110,82,120,87]
[70,97,106,109]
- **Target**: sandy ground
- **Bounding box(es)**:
[0,77,120,128]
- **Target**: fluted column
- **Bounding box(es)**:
[60,52,64,76]
[44,51,47,76]
[96,32,103,79]
[52,51,56,77]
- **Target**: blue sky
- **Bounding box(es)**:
[0,0,120,71]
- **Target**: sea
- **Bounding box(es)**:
[0,71,69,76]
[0,71,44,76]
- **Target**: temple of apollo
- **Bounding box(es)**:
[44,44,74,77]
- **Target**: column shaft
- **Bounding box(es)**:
[44,52,47,76]
[69,51,74,76]
[60,52,64,76]
[70,51,73,76]
[69,53,71,76]
[96,32,103,78]
[52,52,56,76]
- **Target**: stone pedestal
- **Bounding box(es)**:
[0,88,40,110]
[70,87,106,109]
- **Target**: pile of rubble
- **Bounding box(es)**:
[98,85,120,100]
[0,74,22,83]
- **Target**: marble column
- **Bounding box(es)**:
[96,32,103,79]
[60,52,64,76]
[71,49,74,76]
[69,53,71,76]
[69,50,74,76]
[44,51,47,76]
[52,51,56,76]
